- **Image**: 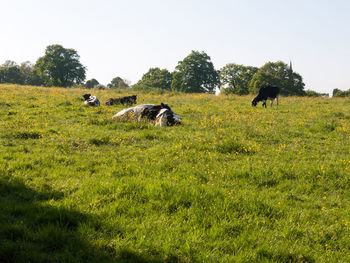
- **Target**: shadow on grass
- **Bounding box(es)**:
[0,176,162,263]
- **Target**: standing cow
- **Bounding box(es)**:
[252,86,280,108]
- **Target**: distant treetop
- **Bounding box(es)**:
[34,44,86,87]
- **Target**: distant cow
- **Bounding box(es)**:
[83,94,100,106]
[112,103,182,126]
[104,95,137,106]
[252,86,280,107]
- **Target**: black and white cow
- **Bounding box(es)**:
[104,95,137,106]
[252,86,280,108]
[112,103,182,126]
[83,94,100,106]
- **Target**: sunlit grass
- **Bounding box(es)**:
[0,84,349,262]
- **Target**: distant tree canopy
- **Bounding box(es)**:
[19,61,34,84]
[333,88,350,97]
[117,79,129,89]
[34,44,86,87]
[108,76,130,89]
[220,64,258,95]
[249,61,305,96]
[170,71,184,92]
[171,51,219,93]
[85,78,99,89]
[2,60,18,67]
[0,64,24,84]
[108,77,122,89]
[304,90,329,97]
[0,60,43,86]
[133,68,172,91]
[0,47,324,96]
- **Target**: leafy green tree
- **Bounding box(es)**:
[108,77,122,89]
[249,61,305,96]
[171,51,219,93]
[333,88,350,97]
[305,90,329,97]
[5,61,44,85]
[33,44,86,87]
[170,71,185,92]
[107,77,129,89]
[220,64,258,95]
[18,61,35,85]
[333,88,341,97]
[0,60,26,84]
[2,60,18,67]
[28,67,45,86]
[85,78,99,89]
[133,68,172,90]
[117,79,129,89]
[0,65,24,84]
[94,84,107,90]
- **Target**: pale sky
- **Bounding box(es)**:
[1,0,349,94]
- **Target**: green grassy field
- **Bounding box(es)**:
[0,84,349,262]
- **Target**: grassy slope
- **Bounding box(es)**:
[0,84,349,262]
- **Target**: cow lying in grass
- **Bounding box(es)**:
[252,86,280,108]
[112,103,182,126]
[83,94,100,106]
[104,95,137,106]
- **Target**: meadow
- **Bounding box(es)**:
[0,84,349,262]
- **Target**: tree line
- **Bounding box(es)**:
[0,45,85,87]
[0,44,131,90]
[1,44,348,97]
[132,52,307,96]
[332,88,350,98]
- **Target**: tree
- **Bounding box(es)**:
[0,60,24,84]
[0,60,44,85]
[333,88,350,97]
[33,44,86,87]
[133,68,172,91]
[220,64,258,95]
[108,77,122,89]
[171,51,219,93]
[94,84,107,90]
[85,78,99,89]
[332,88,341,97]
[19,61,34,85]
[0,65,24,84]
[2,60,18,67]
[28,67,45,86]
[249,61,305,96]
[170,71,184,92]
[107,76,130,89]
[305,90,329,97]
[117,79,129,89]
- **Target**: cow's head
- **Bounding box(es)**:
[155,108,182,126]
[83,94,91,101]
[251,98,258,107]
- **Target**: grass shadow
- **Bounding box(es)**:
[0,176,162,263]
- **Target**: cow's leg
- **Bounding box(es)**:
[262,100,267,108]
[276,95,279,106]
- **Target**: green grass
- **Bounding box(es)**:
[0,84,349,262]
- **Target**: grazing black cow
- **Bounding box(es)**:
[252,86,280,108]
[104,95,137,106]
[83,94,100,106]
[112,103,182,126]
